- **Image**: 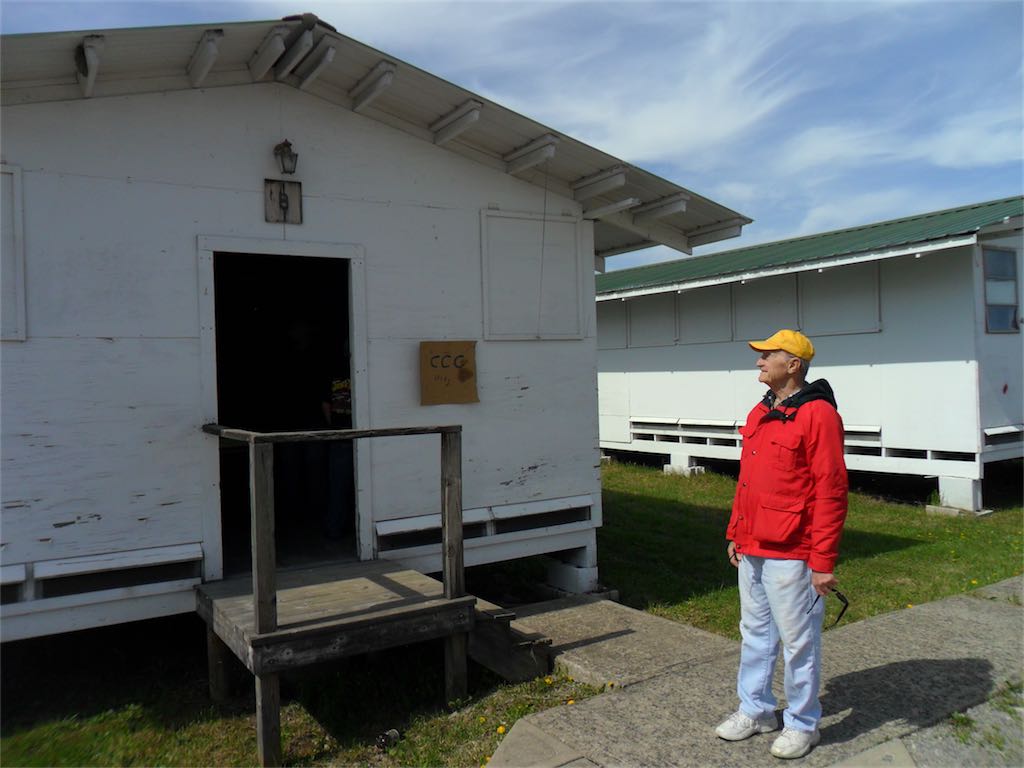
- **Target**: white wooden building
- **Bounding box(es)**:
[0,16,749,641]
[597,198,1023,512]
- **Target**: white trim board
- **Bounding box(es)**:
[33,543,202,580]
[374,493,594,536]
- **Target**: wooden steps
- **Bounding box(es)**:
[470,596,553,682]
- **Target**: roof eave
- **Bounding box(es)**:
[0,17,750,258]
[596,232,980,301]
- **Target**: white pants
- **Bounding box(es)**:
[737,555,825,732]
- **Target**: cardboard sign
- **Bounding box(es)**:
[420,341,479,405]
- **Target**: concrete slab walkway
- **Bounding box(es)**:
[491,577,1023,768]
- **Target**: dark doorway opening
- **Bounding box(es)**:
[214,252,356,576]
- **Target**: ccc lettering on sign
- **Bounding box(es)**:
[430,354,468,369]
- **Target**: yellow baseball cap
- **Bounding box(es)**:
[749,329,815,361]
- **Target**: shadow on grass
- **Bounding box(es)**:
[285,639,505,763]
[0,614,501,764]
[599,488,924,610]
[0,614,224,738]
[820,657,995,745]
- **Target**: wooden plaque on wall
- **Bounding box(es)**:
[420,341,479,405]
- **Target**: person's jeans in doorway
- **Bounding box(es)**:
[324,440,354,539]
[737,555,825,732]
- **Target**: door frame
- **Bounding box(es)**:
[196,235,370,581]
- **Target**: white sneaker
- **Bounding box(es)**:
[770,727,820,758]
[715,709,778,741]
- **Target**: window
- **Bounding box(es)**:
[596,301,627,349]
[482,210,583,340]
[799,261,880,336]
[983,248,1019,333]
[678,283,732,344]
[628,292,675,347]
[733,274,798,340]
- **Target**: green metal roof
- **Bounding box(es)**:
[597,196,1024,296]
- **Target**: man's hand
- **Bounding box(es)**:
[727,541,742,568]
[811,570,837,595]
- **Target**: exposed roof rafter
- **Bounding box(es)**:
[431,99,483,146]
[74,35,104,98]
[349,60,396,112]
[684,216,749,238]
[248,25,288,80]
[689,225,743,247]
[632,192,691,224]
[571,165,627,201]
[503,133,559,174]
[584,197,641,220]
[187,30,223,88]
[274,29,314,80]
[602,208,692,254]
[596,239,655,259]
[293,36,336,90]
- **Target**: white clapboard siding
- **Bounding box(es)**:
[599,243,1001,464]
[365,339,599,520]
[2,71,609,637]
[1,338,208,563]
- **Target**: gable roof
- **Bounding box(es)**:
[0,14,750,260]
[596,196,1024,299]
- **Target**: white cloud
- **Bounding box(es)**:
[793,187,960,236]
[776,102,1022,181]
[916,107,1024,169]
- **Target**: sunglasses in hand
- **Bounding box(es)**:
[806,586,849,628]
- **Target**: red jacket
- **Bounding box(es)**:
[726,380,848,573]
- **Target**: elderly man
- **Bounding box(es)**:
[715,329,848,759]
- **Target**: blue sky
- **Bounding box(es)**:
[3,1,1021,269]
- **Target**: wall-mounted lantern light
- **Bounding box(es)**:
[265,139,302,224]
[273,139,298,175]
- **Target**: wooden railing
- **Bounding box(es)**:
[201,423,464,634]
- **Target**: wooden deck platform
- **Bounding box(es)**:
[198,422,470,766]
[197,560,476,676]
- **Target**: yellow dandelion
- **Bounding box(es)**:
[544,676,553,685]
[907,603,914,608]
[479,716,486,723]
[567,699,575,705]
[971,579,978,585]
[497,725,506,735]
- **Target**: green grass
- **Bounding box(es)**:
[2,462,1020,765]
[598,460,1024,639]
[1,619,598,767]
[949,711,976,744]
